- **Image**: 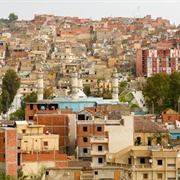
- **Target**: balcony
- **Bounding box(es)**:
[90,137,108,143]
[90,150,108,156]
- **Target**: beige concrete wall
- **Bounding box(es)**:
[45,167,122,180]
[22,161,55,180]
[105,116,134,153]
[17,124,44,134]
[77,33,90,40]
[21,134,59,152]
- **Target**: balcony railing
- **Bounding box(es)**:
[90,150,108,156]
[90,137,108,143]
[77,120,121,125]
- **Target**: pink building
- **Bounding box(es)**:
[136,48,179,77]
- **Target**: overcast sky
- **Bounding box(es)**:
[1,0,180,25]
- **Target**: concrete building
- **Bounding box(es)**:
[136,48,180,77]
[0,127,19,179]
[14,121,68,178]
[76,107,134,168]
[134,117,169,147]
[106,146,179,180]
[15,121,59,153]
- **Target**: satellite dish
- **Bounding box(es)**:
[109,155,112,159]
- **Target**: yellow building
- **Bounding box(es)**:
[106,146,178,180]
[15,121,59,153]
[134,117,169,147]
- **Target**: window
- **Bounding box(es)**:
[94,171,98,175]
[29,116,33,120]
[97,127,102,132]
[98,157,103,164]
[98,145,103,151]
[83,137,88,142]
[135,137,141,145]
[30,104,33,110]
[148,137,152,146]
[143,174,148,179]
[22,129,26,134]
[167,164,175,167]
[157,137,161,145]
[168,116,172,120]
[83,127,87,132]
[140,158,145,164]
[43,141,48,146]
[157,160,163,165]
[83,148,88,153]
[128,158,132,164]
[157,173,162,179]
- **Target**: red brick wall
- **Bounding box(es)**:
[77,124,105,147]
[11,52,28,58]
[0,132,5,153]
[6,130,17,146]
[22,151,67,167]
[22,153,37,162]
[76,137,90,146]
[7,164,17,177]
[136,49,143,76]
[6,129,17,178]
[162,114,180,123]
[55,162,67,167]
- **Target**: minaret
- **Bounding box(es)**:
[70,67,78,100]
[112,68,119,100]
[78,70,83,91]
[37,68,44,100]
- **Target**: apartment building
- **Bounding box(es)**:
[76,107,134,167]
[76,107,108,161]
[0,127,19,179]
[106,146,179,180]
[134,117,169,147]
[25,102,70,154]
[136,48,180,77]
[14,121,68,178]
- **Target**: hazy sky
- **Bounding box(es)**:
[1,0,180,25]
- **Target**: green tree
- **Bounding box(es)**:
[0,95,3,112]
[143,73,170,113]
[2,69,20,112]
[169,71,180,111]
[8,13,18,22]
[10,108,25,120]
[83,85,91,96]
[17,170,28,180]
[0,172,16,180]
[118,81,129,95]
[21,92,37,109]
[9,92,37,120]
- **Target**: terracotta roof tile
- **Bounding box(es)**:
[134,117,168,133]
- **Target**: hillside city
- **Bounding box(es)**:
[0,13,180,180]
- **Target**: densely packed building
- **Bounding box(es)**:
[0,14,180,179]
